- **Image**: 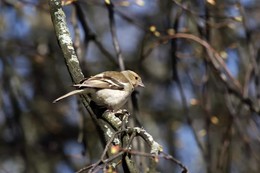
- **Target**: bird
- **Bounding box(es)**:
[53,70,144,110]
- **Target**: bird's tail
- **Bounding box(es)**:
[53,89,85,103]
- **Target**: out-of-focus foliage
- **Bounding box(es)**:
[1,0,260,172]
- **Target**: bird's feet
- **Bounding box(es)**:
[103,109,130,129]
[114,109,129,116]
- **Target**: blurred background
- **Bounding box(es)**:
[1,0,260,172]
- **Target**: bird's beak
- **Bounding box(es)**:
[139,81,145,87]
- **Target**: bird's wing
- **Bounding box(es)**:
[74,72,126,90]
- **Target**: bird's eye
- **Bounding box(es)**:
[135,76,139,80]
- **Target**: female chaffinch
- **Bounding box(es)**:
[53,70,144,110]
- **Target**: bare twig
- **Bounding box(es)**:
[169,6,207,163]
[76,127,163,173]
[73,2,118,66]
[157,33,260,115]
[121,150,189,173]
[104,0,125,70]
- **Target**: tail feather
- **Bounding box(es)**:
[53,89,85,103]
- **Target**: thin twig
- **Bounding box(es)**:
[76,127,163,173]
[74,2,118,66]
[157,33,260,115]
[105,0,125,70]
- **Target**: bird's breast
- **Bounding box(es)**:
[89,88,130,110]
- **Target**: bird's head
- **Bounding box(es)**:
[121,70,145,88]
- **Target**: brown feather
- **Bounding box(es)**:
[74,72,126,90]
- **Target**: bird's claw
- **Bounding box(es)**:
[114,109,129,116]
